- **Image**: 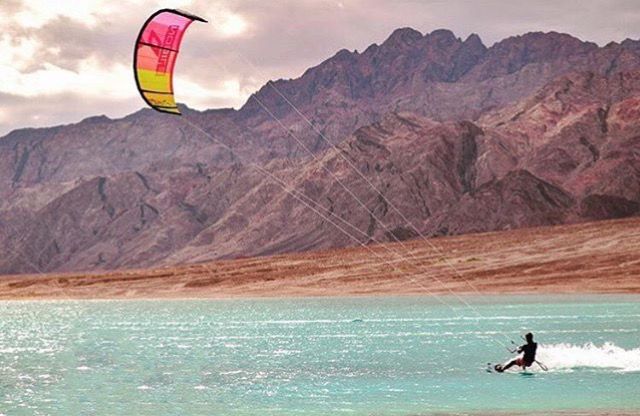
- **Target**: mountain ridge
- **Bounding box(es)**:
[1,28,640,274]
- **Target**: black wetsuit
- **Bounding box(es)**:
[518,342,537,365]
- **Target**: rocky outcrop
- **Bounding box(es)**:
[427,170,576,236]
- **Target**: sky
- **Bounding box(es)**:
[1,0,639,136]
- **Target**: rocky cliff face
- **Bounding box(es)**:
[1,29,640,274]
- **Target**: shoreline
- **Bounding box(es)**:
[1,293,639,304]
[1,217,640,300]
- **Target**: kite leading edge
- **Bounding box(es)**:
[134,9,207,115]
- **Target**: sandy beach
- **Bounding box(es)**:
[1,217,639,300]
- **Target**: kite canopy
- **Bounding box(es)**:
[134,9,206,115]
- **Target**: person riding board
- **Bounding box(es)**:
[495,332,537,372]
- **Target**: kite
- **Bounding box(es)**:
[134,9,207,114]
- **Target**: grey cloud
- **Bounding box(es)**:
[30,17,125,71]
[11,7,147,72]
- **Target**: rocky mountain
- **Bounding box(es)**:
[1,29,640,274]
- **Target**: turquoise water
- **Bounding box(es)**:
[0,295,639,415]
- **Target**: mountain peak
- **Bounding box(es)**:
[332,48,357,62]
[494,30,597,51]
[463,33,485,48]
[80,115,111,124]
[383,27,423,46]
[424,28,460,50]
[427,28,457,41]
[466,31,598,81]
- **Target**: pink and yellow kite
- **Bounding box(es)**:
[134,9,207,115]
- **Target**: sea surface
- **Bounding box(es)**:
[0,295,639,415]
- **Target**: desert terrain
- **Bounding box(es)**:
[1,216,638,300]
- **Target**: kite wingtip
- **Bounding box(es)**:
[174,9,208,23]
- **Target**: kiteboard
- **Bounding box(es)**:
[485,363,504,373]
[486,363,536,375]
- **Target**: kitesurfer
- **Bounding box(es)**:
[494,332,537,372]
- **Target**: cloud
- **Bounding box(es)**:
[1,0,640,137]
[0,59,131,99]
[0,91,135,135]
